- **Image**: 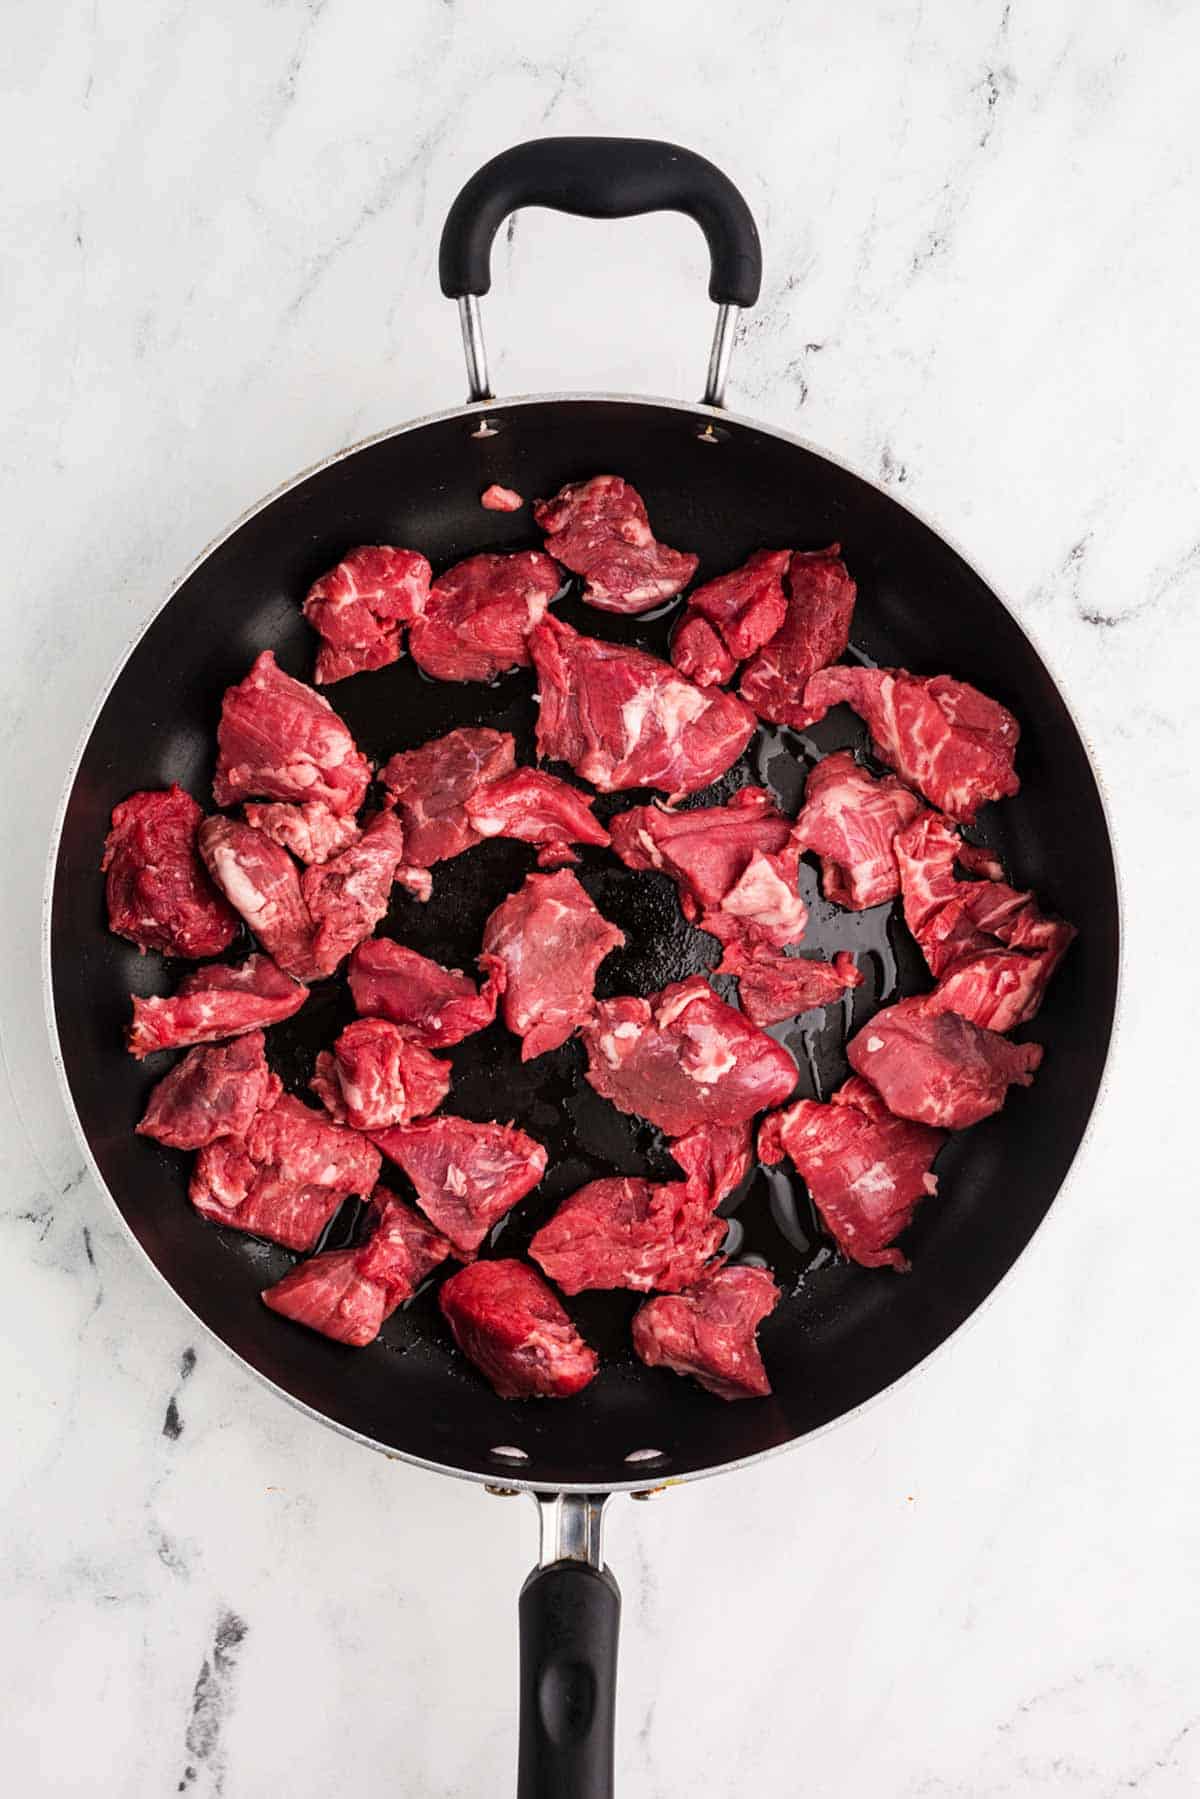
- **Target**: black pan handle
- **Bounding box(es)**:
[517,1494,620,1799]
[439,137,762,405]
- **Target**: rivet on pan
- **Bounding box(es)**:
[471,418,502,439]
[490,1443,529,1462]
[624,1448,666,1465]
[630,1486,669,1501]
[695,422,728,445]
[485,1484,522,1497]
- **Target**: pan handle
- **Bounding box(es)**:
[438,137,762,407]
[517,1493,619,1799]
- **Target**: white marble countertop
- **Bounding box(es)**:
[3,2,1195,1793]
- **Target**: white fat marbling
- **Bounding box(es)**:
[2,2,1197,1793]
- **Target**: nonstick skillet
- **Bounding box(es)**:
[46,139,1119,1798]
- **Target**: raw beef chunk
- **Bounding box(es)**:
[610,787,807,950]
[380,727,516,866]
[719,943,863,1026]
[667,1119,754,1206]
[792,751,925,910]
[534,474,698,615]
[409,551,562,683]
[371,1116,547,1255]
[137,1030,280,1150]
[481,869,625,1061]
[738,546,856,727]
[348,939,503,1048]
[262,1187,453,1346]
[464,768,611,868]
[103,786,238,959]
[190,1092,381,1250]
[530,615,756,797]
[243,801,360,865]
[213,650,370,815]
[582,975,797,1135]
[847,997,1042,1129]
[801,666,1020,824]
[894,813,1075,1031]
[671,549,791,687]
[632,1265,778,1400]
[439,1259,598,1399]
[311,1019,451,1131]
[759,1075,945,1270]
[198,816,315,979]
[481,484,523,512]
[303,545,432,685]
[128,954,308,1058]
[300,812,409,977]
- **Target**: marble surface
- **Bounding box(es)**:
[2,1,1196,1792]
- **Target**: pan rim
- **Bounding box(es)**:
[41,388,1124,1494]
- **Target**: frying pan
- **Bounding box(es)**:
[46,138,1119,1797]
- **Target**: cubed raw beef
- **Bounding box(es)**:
[759,1075,946,1270]
[481,869,625,1061]
[439,1259,598,1399]
[128,954,308,1059]
[191,1092,381,1250]
[103,786,238,959]
[534,474,698,615]
[792,751,925,910]
[530,1175,727,1294]
[136,1030,280,1150]
[632,1265,779,1400]
[529,615,756,797]
[303,546,432,684]
[243,801,360,865]
[380,727,516,866]
[198,816,315,979]
[481,484,524,512]
[667,1119,754,1206]
[610,787,807,950]
[738,547,856,727]
[847,997,1042,1129]
[311,1019,451,1131]
[348,938,504,1048]
[353,1187,456,1303]
[801,666,1020,824]
[671,549,791,687]
[371,1116,547,1255]
[213,650,370,815]
[718,942,863,1026]
[581,975,797,1135]
[301,812,409,977]
[464,768,611,868]
[408,551,562,683]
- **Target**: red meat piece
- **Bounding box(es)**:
[719,942,863,1026]
[792,751,925,910]
[609,787,807,950]
[103,786,238,959]
[667,1120,754,1206]
[670,549,791,686]
[535,475,698,615]
[759,1075,946,1270]
[311,1019,451,1131]
[136,1030,280,1150]
[481,870,625,1061]
[894,813,1075,1031]
[300,812,408,977]
[243,801,360,865]
[303,546,432,685]
[581,975,797,1135]
[801,666,1020,824]
[409,551,562,683]
[738,547,857,727]
[439,1259,598,1399]
[213,650,370,816]
[632,1265,778,1400]
[464,769,611,869]
[481,484,523,512]
[529,615,756,798]
[380,727,516,866]
[372,1116,547,1255]
[847,997,1042,1130]
[198,816,315,979]
[128,954,308,1059]
[354,1187,456,1302]
[348,938,504,1048]
[190,1092,381,1250]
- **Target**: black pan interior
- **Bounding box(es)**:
[51,398,1119,1487]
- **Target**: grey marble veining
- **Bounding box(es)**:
[2,1,1197,1793]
